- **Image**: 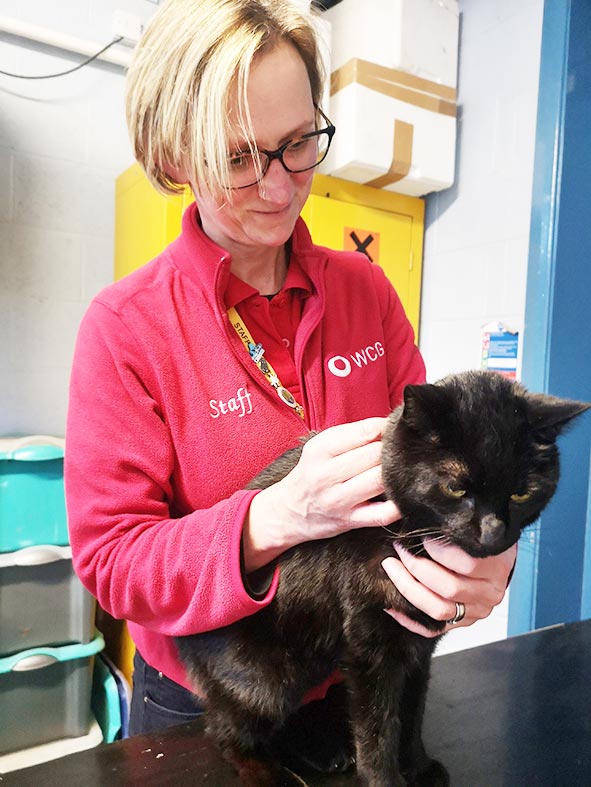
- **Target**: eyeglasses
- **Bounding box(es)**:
[226,107,335,189]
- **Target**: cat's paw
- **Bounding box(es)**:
[295,744,356,774]
[233,761,309,787]
[278,740,356,776]
[271,683,356,775]
[407,758,449,787]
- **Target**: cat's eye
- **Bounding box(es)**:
[510,491,532,504]
[440,483,466,499]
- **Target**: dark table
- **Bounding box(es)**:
[3,620,590,786]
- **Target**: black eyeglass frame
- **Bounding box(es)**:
[230,106,336,190]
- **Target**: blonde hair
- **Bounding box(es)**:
[125,0,325,197]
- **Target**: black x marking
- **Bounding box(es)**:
[350,231,374,262]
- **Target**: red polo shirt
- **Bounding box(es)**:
[224,257,313,410]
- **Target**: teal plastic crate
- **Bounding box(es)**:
[92,654,125,743]
[0,633,104,755]
[0,436,68,552]
[0,653,123,773]
[0,545,95,656]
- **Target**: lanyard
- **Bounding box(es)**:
[228,306,305,419]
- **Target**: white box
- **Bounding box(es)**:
[320,0,459,196]
[323,60,457,196]
[323,0,459,86]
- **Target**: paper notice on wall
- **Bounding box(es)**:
[481,322,519,379]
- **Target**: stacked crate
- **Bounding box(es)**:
[0,436,105,768]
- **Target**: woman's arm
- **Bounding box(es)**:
[65,301,276,637]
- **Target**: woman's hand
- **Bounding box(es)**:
[381,540,518,637]
[243,418,401,573]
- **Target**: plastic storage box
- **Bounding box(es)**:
[0,633,104,755]
[0,719,103,774]
[0,545,95,656]
[0,436,67,552]
[0,653,125,773]
[92,654,126,743]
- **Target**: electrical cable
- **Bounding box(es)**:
[0,36,124,79]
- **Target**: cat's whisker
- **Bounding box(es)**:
[384,527,451,551]
[381,525,450,544]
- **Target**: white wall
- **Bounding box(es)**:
[422,0,544,655]
[0,0,158,436]
[421,0,544,382]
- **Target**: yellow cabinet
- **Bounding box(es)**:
[115,166,424,336]
[300,174,423,337]
[114,164,190,282]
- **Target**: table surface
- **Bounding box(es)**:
[3,619,590,787]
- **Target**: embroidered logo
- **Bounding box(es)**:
[327,342,385,378]
[209,386,253,419]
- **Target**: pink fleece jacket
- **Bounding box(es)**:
[65,203,425,692]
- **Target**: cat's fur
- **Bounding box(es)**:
[176,371,589,786]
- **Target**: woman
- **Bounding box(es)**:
[65,0,516,771]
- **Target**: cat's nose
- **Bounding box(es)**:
[479,513,506,550]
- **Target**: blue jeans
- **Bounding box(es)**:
[128,650,205,737]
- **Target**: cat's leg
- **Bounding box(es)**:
[346,662,406,786]
[343,609,410,787]
[179,620,319,786]
[397,642,449,787]
[203,685,309,787]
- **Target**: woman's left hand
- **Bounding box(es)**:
[381,540,518,637]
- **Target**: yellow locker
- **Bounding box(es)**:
[114,164,190,281]
[115,167,424,336]
[300,174,423,337]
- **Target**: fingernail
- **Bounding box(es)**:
[381,558,395,577]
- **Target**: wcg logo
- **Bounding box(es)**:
[327,342,385,378]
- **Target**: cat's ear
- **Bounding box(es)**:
[402,383,450,437]
[526,392,591,441]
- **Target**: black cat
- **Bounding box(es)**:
[176,371,589,787]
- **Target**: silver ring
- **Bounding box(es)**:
[446,601,466,625]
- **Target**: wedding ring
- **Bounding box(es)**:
[446,601,466,625]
